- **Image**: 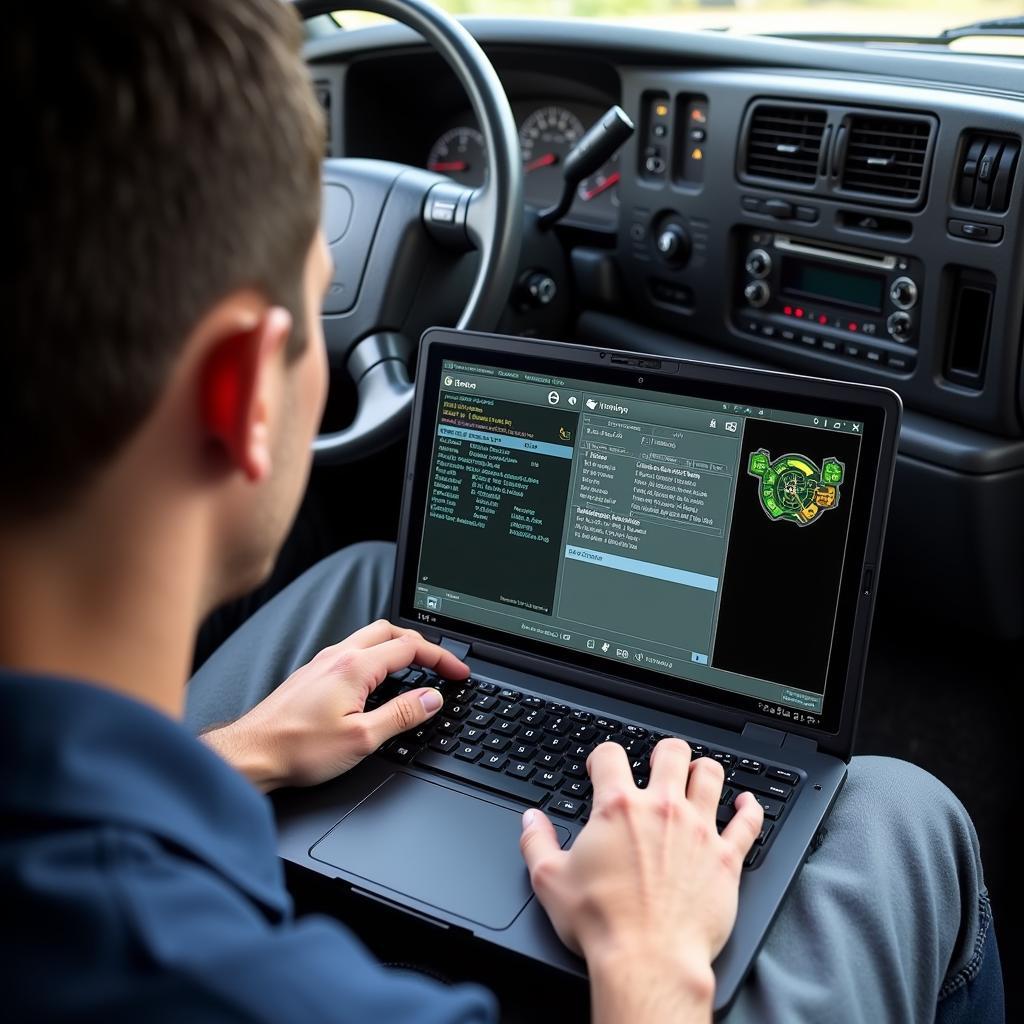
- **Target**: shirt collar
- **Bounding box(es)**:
[0,671,290,917]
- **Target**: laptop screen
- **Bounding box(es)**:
[400,340,890,735]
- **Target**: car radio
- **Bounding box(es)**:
[734,230,924,372]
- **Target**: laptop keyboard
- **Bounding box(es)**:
[368,668,801,870]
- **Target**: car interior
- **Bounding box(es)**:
[190,2,1022,1016]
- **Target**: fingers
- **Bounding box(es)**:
[685,755,726,818]
[519,808,564,883]
[721,790,764,866]
[586,741,634,806]
[357,687,444,748]
[333,620,470,682]
[343,635,466,689]
[646,737,692,798]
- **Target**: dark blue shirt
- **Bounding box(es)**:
[0,672,498,1022]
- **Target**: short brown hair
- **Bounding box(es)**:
[3,0,324,520]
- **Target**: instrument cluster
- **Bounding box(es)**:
[425,101,621,228]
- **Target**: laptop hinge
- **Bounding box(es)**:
[742,722,819,755]
[439,636,471,661]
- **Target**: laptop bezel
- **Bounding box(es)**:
[390,328,901,761]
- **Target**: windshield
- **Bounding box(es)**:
[332,3,1024,53]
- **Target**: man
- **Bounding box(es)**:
[1,3,1002,1022]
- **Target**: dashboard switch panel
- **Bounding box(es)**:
[640,91,671,180]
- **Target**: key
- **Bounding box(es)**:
[382,743,418,765]
[497,703,522,721]
[752,795,785,820]
[493,719,520,737]
[737,758,765,774]
[563,759,587,778]
[446,703,469,720]
[519,727,542,744]
[535,770,563,789]
[547,702,570,715]
[476,681,499,694]
[472,695,498,711]
[729,773,792,802]
[483,735,510,752]
[509,743,534,760]
[506,760,535,780]
[429,735,459,754]
[536,751,563,770]
[435,718,461,736]
[453,744,482,763]
[522,696,545,709]
[767,767,799,786]
[468,711,494,728]
[498,689,521,702]
[549,797,582,819]
[523,710,547,727]
[571,710,593,723]
[541,735,571,753]
[481,752,508,771]
[562,779,592,799]
[459,725,486,744]
[757,823,774,846]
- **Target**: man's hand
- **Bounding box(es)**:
[201,620,468,791]
[519,738,764,1024]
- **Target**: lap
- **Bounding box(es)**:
[185,543,1001,1023]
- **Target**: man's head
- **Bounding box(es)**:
[5,0,329,605]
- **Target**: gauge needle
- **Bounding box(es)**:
[429,161,468,172]
[581,171,621,201]
[525,152,558,173]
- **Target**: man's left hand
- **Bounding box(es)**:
[200,620,468,791]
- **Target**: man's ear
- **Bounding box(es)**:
[199,305,293,483]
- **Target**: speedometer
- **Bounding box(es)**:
[519,106,585,208]
[427,127,486,188]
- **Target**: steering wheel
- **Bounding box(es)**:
[295,0,523,464]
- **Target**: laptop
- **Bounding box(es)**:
[275,327,901,1017]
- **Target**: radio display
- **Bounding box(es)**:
[781,260,885,313]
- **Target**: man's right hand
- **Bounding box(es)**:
[518,738,763,1023]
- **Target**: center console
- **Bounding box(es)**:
[735,230,923,374]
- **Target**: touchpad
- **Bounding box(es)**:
[310,773,570,930]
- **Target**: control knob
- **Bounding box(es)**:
[656,224,691,265]
[889,276,918,310]
[886,310,913,342]
[745,248,772,279]
[743,280,770,308]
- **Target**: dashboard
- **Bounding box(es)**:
[306,20,1024,639]
[339,51,622,229]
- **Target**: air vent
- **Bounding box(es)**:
[744,105,827,185]
[840,115,932,203]
[956,132,1020,213]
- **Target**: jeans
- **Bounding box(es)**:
[186,542,1004,1024]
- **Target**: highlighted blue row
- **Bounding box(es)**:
[564,545,720,593]
[438,424,574,460]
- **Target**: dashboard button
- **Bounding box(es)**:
[629,223,646,243]
[763,199,794,219]
[799,334,819,347]
[760,324,777,338]
[886,353,915,372]
[865,349,882,364]
[741,196,762,212]
[795,205,818,222]
[948,218,1003,243]
[844,343,863,359]
[821,338,839,352]
[780,328,796,341]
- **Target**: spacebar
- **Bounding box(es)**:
[413,750,546,805]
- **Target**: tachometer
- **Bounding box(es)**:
[427,127,486,188]
[519,106,585,208]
